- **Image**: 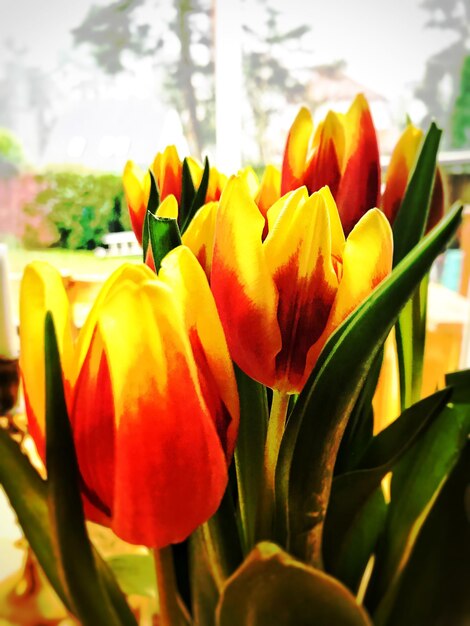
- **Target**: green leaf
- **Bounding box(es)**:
[181,157,210,233]
[392,122,441,266]
[216,542,372,626]
[365,393,470,621]
[0,424,137,626]
[142,170,161,260]
[233,365,269,553]
[189,527,219,626]
[383,443,470,626]
[0,429,70,610]
[44,313,129,626]
[106,553,156,599]
[395,274,429,410]
[148,212,182,271]
[180,158,197,226]
[392,124,440,410]
[275,202,462,565]
[323,389,451,590]
[334,348,383,475]
[356,387,451,470]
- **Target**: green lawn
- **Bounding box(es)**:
[7,248,141,278]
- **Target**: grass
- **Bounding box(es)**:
[7,248,141,278]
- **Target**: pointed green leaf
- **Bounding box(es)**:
[334,348,383,475]
[189,527,219,626]
[323,389,451,589]
[0,425,137,626]
[234,365,269,553]
[0,428,70,610]
[181,157,210,233]
[392,122,441,266]
[384,444,470,626]
[395,275,428,409]
[365,393,470,621]
[216,542,372,626]
[142,170,161,260]
[44,313,129,626]
[148,213,182,271]
[180,157,197,226]
[275,202,462,564]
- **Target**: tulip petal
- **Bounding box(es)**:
[182,201,218,278]
[123,161,149,245]
[212,177,281,387]
[72,328,115,526]
[19,262,74,459]
[238,166,260,198]
[98,280,229,547]
[74,263,154,385]
[207,167,228,202]
[306,208,393,369]
[336,95,381,235]
[156,194,179,219]
[382,124,423,224]
[264,190,340,392]
[304,111,344,199]
[151,145,183,203]
[281,107,314,195]
[158,246,239,458]
[255,164,281,219]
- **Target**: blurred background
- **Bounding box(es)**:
[0,0,468,254]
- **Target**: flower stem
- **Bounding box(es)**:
[258,390,290,538]
[153,546,189,626]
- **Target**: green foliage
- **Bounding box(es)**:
[0,128,25,166]
[452,55,470,148]
[24,169,130,250]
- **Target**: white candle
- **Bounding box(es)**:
[0,244,19,360]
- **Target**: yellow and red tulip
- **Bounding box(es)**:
[211,177,393,393]
[123,146,227,245]
[382,122,445,231]
[281,94,381,236]
[19,248,239,548]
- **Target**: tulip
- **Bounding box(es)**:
[381,122,445,231]
[123,145,226,244]
[20,248,239,547]
[281,94,381,236]
[211,177,393,393]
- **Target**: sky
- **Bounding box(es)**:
[0,0,461,164]
[0,0,455,96]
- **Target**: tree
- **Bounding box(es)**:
[24,170,130,250]
[242,1,311,163]
[415,0,470,146]
[72,0,319,162]
[0,129,25,166]
[72,0,214,156]
[452,55,470,148]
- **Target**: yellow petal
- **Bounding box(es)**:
[238,166,260,198]
[182,201,218,277]
[74,263,154,384]
[211,176,281,386]
[158,245,239,457]
[19,262,74,456]
[306,208,393,369]
[255,164,281,217]
[281,106,314,194]
[156,194,179,219]
[264,189,340,391]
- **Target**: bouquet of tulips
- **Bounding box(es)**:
[1,94,468,626]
